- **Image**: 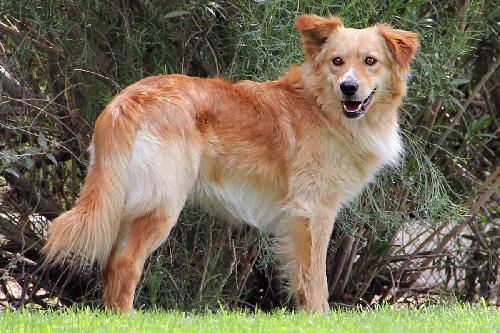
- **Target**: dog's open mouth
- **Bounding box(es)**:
[342,90,376,119]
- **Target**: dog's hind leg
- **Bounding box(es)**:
[102,130,202,312]
[103,208,179,312]
[278,215,335,313]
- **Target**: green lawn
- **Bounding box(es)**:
[1,303,498,333]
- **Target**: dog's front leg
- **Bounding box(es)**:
[280,213,335,313]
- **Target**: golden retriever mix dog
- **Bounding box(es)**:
[43,15,418,313]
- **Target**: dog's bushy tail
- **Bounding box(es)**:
[43,104,137,270]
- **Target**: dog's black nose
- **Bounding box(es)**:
[340,81,359,96]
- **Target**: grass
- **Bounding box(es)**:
[1,303,498,333]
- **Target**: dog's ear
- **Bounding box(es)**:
[378,25,419,70]
[294,15,343,59]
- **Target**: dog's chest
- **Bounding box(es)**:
[302,126,402,206]
[318,145,378,205]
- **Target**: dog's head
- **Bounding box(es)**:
[295,15,418,119]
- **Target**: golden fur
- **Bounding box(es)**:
[43,15,418,313]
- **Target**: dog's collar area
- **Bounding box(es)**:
[342,89,376,119]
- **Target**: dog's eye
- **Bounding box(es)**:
[365,57,377,65]
[332,57,344,66]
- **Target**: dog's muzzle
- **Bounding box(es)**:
[342,89,376,119]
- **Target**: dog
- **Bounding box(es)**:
[43,14,418,313]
